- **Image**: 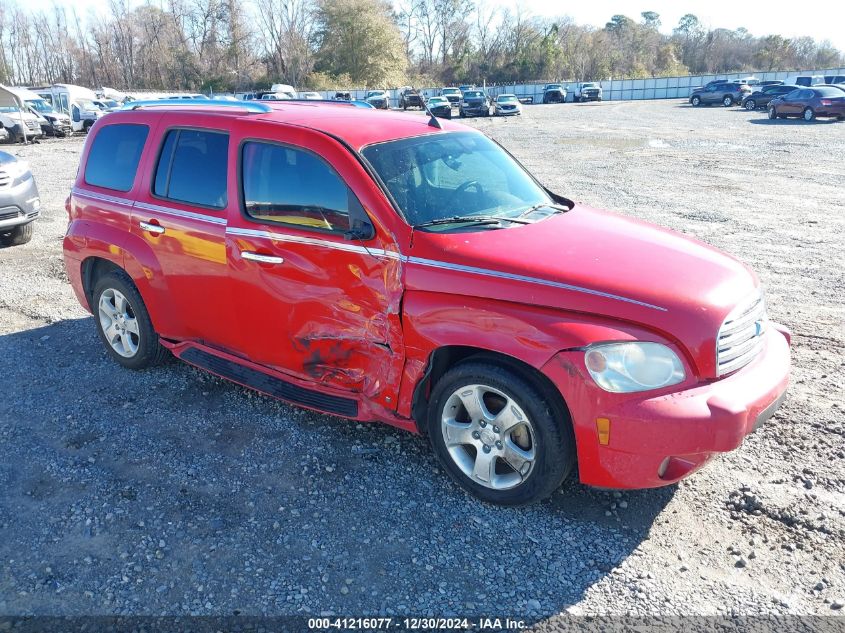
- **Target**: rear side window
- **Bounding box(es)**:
[84,124,148,192]
[241,141,355,233]
[154,129,229,208]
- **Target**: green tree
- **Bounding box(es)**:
[314,0,407,86]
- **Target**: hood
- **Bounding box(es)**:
[405,205,757,377]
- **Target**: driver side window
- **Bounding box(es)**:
[241,141,355,233]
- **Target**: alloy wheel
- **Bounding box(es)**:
[440,383,536,490]
[98,288,140,358]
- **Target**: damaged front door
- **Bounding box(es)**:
[225,126,404,408]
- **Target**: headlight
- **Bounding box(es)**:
[584,342,685,393]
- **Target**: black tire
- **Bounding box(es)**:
[803,107,815,122]
[426,361,575,506]
[0,221,34,246]
[768,106,777,120]
[722,95,733,107]
[745,99,756,111]
[92,270,169,370]
[83,120,93,133]
[691,96,701,107]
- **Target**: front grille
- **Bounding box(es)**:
[717,291,767,376]
[0,171,10,188]
[0,208,21,221]
[25,120,39,131]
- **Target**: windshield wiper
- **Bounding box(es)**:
[515,203,569,219]
[414,215,531,228]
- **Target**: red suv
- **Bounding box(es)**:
[63,100,791,505]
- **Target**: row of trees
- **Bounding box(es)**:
[0,0,841,92]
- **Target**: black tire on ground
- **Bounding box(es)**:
[426,361,575,506]
[745,100,756,111]
[691,96,701,107]
[803,107,815,122]
[83,120,93,133]
[723,95,733,107]
[0,221,34,246]
[92,270,169,370]
[768,106,777,120]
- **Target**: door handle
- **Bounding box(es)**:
[139,221,165,235]
[241,251,284,264]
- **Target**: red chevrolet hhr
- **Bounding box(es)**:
[63,100,790,505]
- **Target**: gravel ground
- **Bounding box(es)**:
[0,101,843,625]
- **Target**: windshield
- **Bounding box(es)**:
[0,106,22,113]
[464,91,484,98]
[366,91,383,98]
[428,98,447,105]
[546,85,561,90]
[582,83,598,88]
[497,95,518,102]
[362,132,552,228]
[77,99,97,110]
[442,88,459,94]
[27,99,54,113]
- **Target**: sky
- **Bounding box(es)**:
[21,0,845,52]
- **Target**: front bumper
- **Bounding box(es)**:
[0,175,41,230]
[495,107,521,116]
[461,104,489,115]
[541,325,791,489]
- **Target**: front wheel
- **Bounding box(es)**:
[745,99,756,111]
[92,270,169,370]
[0,221,34,246]
[803,107,815,122]
[427,361,575,506]
[691,96,701,107]
[768,106,777,120]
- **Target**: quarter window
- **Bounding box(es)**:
[241,142,355,233]
[154,129,229,208]
[84,124,149,192]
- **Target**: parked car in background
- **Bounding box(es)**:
[459,89,492,117]
[270,84,297,99]
[458,84,473,93]
[7,86,72,137]
[823,75,845,85]
[334,91,351,101]
[93,99,121,112]
[298,92,322,100]
[741,84,799,111]
[0,105,43,143]
[494,94,522,116]
[573,82,602,102]
[399,88,423,110]
[64,99,791,505]
[440,87,462,106]
[365,90,390,110]
[425,96,452,118]
[0,151,39,246]
[758,80,784,87]
[783,75,825,88]
[689,82,751,107]
[768,86,845,121]
[542,84,567,103]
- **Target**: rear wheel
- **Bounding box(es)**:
[0,222,34,246]
[744,99,756,111]
[803,107,815,121]
[427,361,575,506]
[92,270,169,370]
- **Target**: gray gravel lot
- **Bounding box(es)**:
[0,100,843,624]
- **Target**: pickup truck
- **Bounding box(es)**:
[573,82,603,102]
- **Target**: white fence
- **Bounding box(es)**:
[311,67,845,106]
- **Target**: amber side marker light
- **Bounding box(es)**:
[596,418,611,446]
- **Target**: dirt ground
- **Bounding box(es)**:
[0,100,843,623]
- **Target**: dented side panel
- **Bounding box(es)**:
[224,122,406,406]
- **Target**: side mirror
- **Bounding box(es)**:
[343,218,375,241]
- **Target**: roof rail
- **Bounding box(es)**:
[123,99,272,113]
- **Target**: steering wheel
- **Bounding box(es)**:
[455,180,484,196]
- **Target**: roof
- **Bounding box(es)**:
[120,100,466,150]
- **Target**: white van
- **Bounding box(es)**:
[270,84,297,99]
[0,87,43,143]
[7,86,72,137]
[30,84,105,133]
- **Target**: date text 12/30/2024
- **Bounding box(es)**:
[308,617,527,630]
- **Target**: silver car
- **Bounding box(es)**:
[0,152,40,246]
